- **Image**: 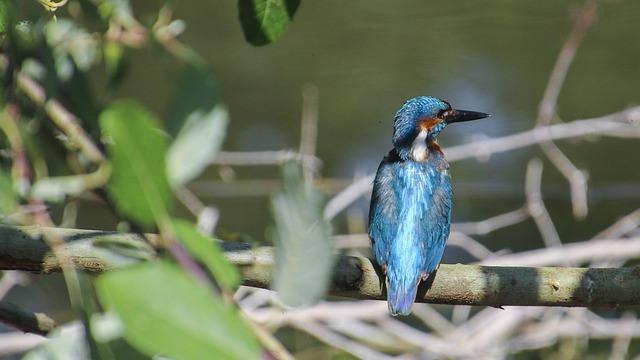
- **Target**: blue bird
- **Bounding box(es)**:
[368,96,489,316]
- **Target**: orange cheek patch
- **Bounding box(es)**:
[419,117,443,130]
[429,140,444,155]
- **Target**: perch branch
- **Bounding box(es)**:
[1,226,640,308]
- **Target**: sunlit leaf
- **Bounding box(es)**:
[237,0,301,46]
[172,219,242,290]
[92,234,157,269]
[23,315,147,360]
[271,161,333,307]
[31,163,110,202]
[104,42,128,88]
[166,104,227,186]
[22,321,89,360]
[31,175,87,202]
[100,101,172,228]
[44,19,99,80]
[166,66,227,186]
[95,261,261,360]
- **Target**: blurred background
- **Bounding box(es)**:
[115,0,640,253]
[3,0,640,358]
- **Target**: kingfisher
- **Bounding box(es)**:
[368,96,489,316]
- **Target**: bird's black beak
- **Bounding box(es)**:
[445,109,490,124]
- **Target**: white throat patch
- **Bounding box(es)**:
[411,129,429,161]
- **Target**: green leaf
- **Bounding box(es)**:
[270,161,334,307]
[92,235,157,269]
[0,167,18,217]
[237,0,301,46]
[166,66,227,186]
[100,101,172,228]
[95,261,261,360]
[0,0,14,34]
[23,315,147,360]
[172,219,242,290]
[104,42,128,88]
[166,105,227,186]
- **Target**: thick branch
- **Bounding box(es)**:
[0,300,57,335]
[1,226,639,307]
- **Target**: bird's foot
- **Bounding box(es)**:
[421,270,429,281]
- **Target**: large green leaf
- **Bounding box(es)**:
[237,0,301,46]
[172,219,242,290]
[271,161,334,307]
[100,101,172,228]
[95,261,261,360]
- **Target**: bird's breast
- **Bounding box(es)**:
[410,129,429,162]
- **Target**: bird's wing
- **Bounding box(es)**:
[368,150,401,269]
[416,160,452,274]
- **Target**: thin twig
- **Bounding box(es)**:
[451,206,530,235]
[608,311,636,360]
[534,1,598,219]
[536,1,598,127]
[16,72,105,165]
[299,84,320,186]
[290,318,393,360]
[212,150,321,169]
[525,158,563,251]
[480,237,640,267]
[324,107,640,220]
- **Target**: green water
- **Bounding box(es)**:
[104,1,640,253]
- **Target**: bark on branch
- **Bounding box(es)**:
[1,225,638,308]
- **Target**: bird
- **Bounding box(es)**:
[368,96,489,316]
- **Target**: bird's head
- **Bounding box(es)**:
[392,96,489,160]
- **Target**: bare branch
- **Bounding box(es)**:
[445,107,640,162]
[525,158,563,250]
[323,107,640,220]
[212,150,321,170]
[536,0,598,127]
[481,237,640,267]
[533,1,597,219]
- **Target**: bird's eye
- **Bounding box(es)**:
[439,110,454,119]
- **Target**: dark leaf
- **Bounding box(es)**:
[237,0,301,46]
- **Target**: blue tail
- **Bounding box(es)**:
[386,277,418,316]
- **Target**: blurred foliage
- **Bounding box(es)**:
[270,161,333,307]
[99,101,173,229]
[237,0,301,46]
[0,0,336,359]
